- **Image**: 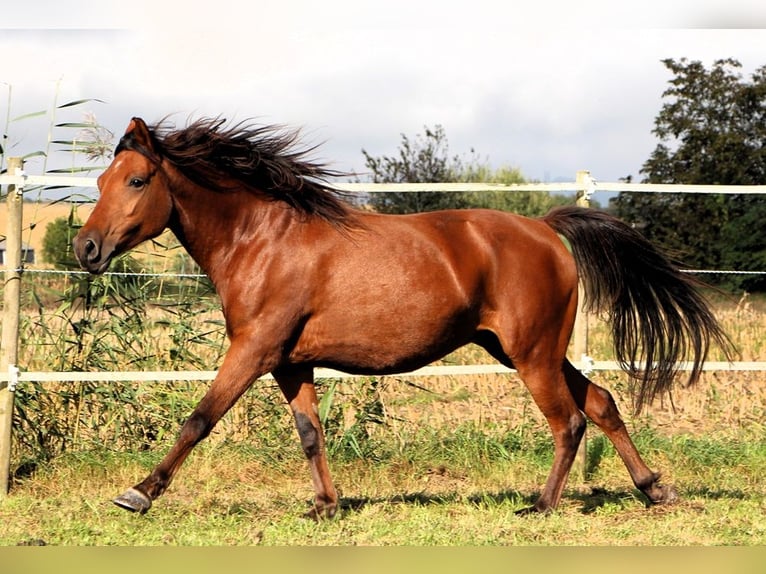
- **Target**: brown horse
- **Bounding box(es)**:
[73,117,733,518]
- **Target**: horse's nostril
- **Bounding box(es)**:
[84,238,97,258]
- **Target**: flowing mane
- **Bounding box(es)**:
[116,117,355,226]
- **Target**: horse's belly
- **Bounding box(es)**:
[290,304,477,375]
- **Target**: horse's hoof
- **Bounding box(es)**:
[643,479,679,506]
[113,487,152,514]
[654,484,679,505]
[304,503,338,522]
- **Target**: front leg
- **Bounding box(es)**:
[113,336,277,513]
[274,365,339,520]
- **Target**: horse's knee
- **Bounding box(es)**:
[551,410,586,451]
[294,412,321,458]
[181,411,213,443]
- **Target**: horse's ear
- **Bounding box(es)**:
[125,117,155,151]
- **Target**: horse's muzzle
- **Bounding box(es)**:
[73,232,113,275]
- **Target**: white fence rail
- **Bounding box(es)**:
[3,360,765,384]
[4,171,766,194]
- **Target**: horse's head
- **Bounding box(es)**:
[73,118,174,274]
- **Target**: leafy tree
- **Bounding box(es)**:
[42,215,81,269]
[361,125,475,213]
[361,125,570,216]
[611,58,766,291]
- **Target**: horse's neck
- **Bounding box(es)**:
[168,181,289,284]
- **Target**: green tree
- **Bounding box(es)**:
[361,125,570,216]
[611,58,766,291]
[42,215,81,269]
[361,125,474,213]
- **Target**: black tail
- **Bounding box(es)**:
[543,205,735,411]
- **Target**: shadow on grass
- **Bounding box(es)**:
[335,489,628,517]
[337,489,535,516]
[335,484,755,518]
[682,487,750,501]
[336,488,644,516]
[569,487,646,514]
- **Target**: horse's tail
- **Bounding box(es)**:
[542,205,735,411]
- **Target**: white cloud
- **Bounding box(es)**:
[2,2,766,182]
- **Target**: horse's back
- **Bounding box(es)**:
[324,207,578,310]
[360,208,577,293]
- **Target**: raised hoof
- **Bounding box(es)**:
[113,487,152,514]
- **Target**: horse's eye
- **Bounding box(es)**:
[129,177,146,189]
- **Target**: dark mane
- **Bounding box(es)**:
[117,117,355,226]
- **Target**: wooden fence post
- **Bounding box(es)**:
[0,157,24,497]
[572,169,591,483]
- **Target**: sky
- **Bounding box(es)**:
[2,0,766,194]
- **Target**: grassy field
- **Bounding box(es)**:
[1,411,764,546]
[2,364,765,545]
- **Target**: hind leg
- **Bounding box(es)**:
[512,361,587,513]
[563,360,678,505]
[476,331,586,513]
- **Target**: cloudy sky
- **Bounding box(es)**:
[3,0,766,190]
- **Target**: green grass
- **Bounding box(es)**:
[2,422,765,546]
